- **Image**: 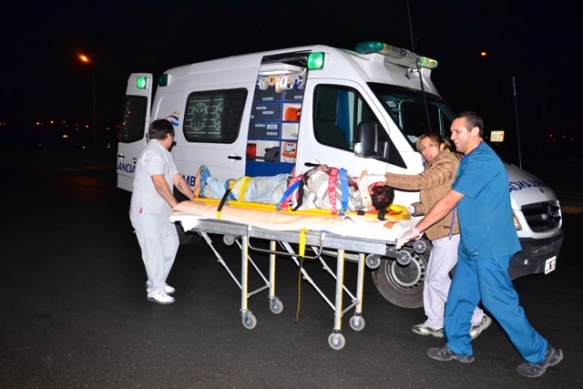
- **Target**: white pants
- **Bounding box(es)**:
[130,213,179,297]
[424,234,484,328]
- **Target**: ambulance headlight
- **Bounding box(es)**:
[512,211,522,231]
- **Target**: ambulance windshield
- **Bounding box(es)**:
[368,83,455,145]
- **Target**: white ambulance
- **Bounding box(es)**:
[117,41,563,308]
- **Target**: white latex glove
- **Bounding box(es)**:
[406,205,415,216]
[396,227,421,249]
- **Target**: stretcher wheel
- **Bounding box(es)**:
[396,250,412,266]
[223,234,235,246]
[328,332,346,350]
[269,297,284,314]
[242,312,257,329]
[365,254,381,269]
[412,239,428,254]
[349,315,365,331]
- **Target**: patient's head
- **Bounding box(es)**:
[369,185,395,210]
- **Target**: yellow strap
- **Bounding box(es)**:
[217,179,237,220]
[298,228,308,257]
[294,228,310,324]
[235,176,252,203]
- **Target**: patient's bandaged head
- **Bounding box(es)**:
[297,169,364,212]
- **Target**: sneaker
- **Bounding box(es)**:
[470,314,492,339]
[147,292,175,305]
[428,346,474,363]
[199,165,211,183]
[517,345,563,378]
[412,323,444,338]
[193,165,211,198]
[145,281,175,295]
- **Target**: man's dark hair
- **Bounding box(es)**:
[370,185,395,210]
[149,119,175,140]
[456,111,484,137]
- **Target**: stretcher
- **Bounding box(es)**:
[169,199,421,350]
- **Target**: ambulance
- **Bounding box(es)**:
[117,41,563,308]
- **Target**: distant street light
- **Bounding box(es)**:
[78,53,97,148]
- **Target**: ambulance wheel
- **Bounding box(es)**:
[371,245,431,309]
[328,333,346,350]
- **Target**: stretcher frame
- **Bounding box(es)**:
[178,217,404,350]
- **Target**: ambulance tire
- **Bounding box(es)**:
[371,245,431,309]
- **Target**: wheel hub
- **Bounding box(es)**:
[388,252,425,288]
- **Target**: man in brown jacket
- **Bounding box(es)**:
[385,132,491,338]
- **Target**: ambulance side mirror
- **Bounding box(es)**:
[354,122,380,158]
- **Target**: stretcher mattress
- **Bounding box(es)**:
[170,200,417,242]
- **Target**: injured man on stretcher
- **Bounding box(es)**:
[173,165,417,242]
[193,164,394,213]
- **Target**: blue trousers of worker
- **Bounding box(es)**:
[444,255,548,363]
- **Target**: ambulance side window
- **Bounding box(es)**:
[313,85,398,164]
[313,86,351,150]
[119,95,147,143]
[183,88,247,143]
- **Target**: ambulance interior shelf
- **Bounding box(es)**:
[246,64,306,177]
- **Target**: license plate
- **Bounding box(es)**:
[544,256,557,274]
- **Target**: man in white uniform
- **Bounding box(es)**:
[130,119,194,305]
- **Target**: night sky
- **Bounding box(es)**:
[1,0,579,156]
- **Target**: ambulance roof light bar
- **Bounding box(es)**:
[354,41,438,69]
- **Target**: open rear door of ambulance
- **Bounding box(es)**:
[116,73,153,192]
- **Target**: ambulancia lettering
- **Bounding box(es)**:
[117,162,135,173]
[508,179,546,192]
[184,175,196,186]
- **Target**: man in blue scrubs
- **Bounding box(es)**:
[396,112,562,378]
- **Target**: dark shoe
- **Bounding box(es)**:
[427,346,474,363]
[412,323,444,338]
[517,345,563,378]
[470,314,492,339]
